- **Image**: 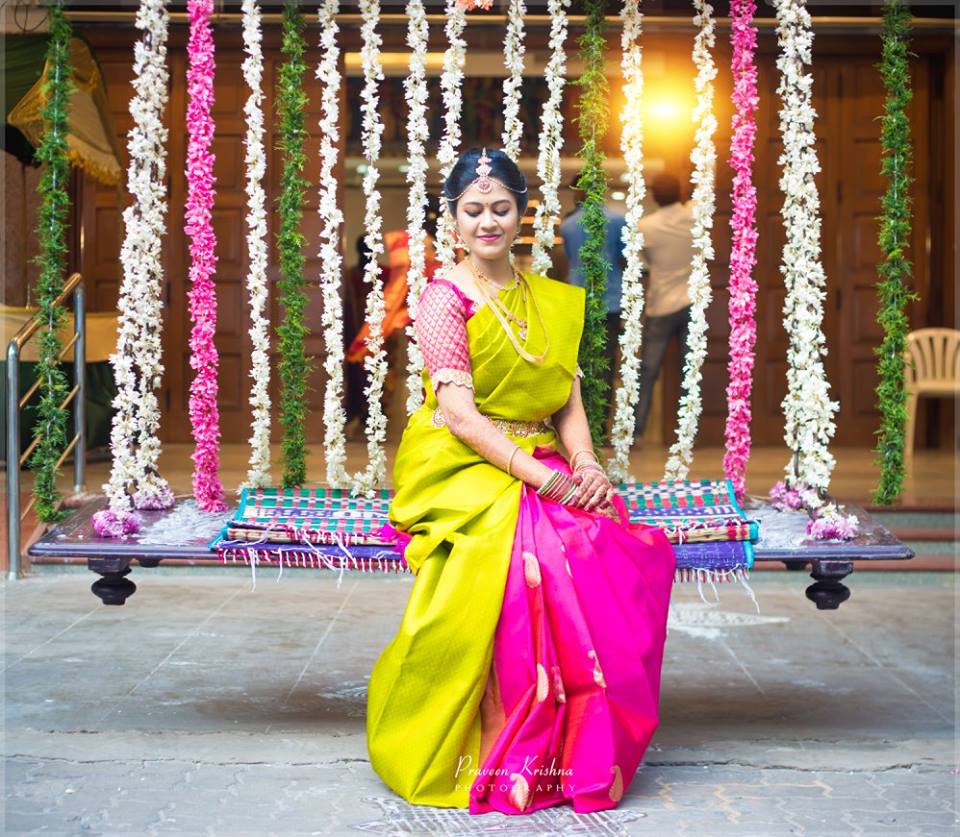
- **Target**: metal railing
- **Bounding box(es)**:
[6,272,86,580]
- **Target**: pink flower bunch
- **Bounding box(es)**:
[185,0,225,513]
[806,508,859,541]
[92,509,143,538]
[770,481,860,540]
[455,0,493,9]
[722,0,759,501]
[769,480,805,511]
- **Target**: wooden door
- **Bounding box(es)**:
[78,27,342,444]
[665,51,932,449]
[830,57,930,445]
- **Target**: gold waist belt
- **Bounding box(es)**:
[431,407,552,438]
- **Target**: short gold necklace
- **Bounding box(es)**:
[467,258,550,364]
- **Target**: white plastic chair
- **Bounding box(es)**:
[904,328,960,461]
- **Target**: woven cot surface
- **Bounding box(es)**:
[214,480,756,576]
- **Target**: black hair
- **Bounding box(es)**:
[650,172,682,207]
[442,147,528,218]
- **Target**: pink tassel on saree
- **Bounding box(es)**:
[469,446,676,815]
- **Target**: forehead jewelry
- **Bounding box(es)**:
[447,147,529,202]
[474,148,494,193]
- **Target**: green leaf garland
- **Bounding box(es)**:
[28,1,73,523]
[573,0,611,446]
[275,1,312,487]
[873,0,917,505]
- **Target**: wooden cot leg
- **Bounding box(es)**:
[89,556,137,605]
[806,559,854,610]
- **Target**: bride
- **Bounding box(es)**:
[367,146,676,815]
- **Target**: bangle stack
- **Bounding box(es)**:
[537,469,580,504]
[571,447,606,478]
[569,447,597,469]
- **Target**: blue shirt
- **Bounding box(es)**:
[559,204,628,315]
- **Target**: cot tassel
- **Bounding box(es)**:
[737,568,760,614]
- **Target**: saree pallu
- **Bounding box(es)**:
[365,272,676,814]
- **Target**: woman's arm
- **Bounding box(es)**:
[416,280,554,490]
[551,375,617,513]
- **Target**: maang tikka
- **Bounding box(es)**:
[448,148,529,202]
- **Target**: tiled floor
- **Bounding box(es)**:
[3,570,956,835]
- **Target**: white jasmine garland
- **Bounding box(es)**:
[530,0,569,277]
[314,0,351,489]
[104,0,173,514]
[773,0,837,491]
[342,0,390,497]
[606,0,646,485]
[435,0,467,275]
[403,0,430,415]
[501,0,526,161]
[663,0,717,482]
[240,0,271,490]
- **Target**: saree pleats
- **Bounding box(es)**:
[469,447,676,814]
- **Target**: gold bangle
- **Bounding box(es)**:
[506,445,521,477]
[570,448,598,469]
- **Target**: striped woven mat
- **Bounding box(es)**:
[220,480,757,548]
[213,480,756,578]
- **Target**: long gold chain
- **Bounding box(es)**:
[469,259,527,331]
[467,258,550,365]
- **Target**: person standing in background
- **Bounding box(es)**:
[559,173,627,436]
[633,172,695,443]
[343,235,389,440]
[347,197,441,434]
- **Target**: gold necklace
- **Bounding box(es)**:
[467,259,550,364]
[468,259,528,337]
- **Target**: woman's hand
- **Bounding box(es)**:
[573,464,618,514]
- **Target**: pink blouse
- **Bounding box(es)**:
[415,279,478,392]
[414,277,584,394]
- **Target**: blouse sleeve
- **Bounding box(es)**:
[414,281,474,392]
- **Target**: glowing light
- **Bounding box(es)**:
[648,97,684,122]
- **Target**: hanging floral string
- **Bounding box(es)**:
[402,0,430,415]
[722,0,759,500]
[344,0,391,496]
[28,0,72,525]
[530,0,569,277]
[574,0,611,445]
[95,0,173,537]
[184,0,225,512]
[772,0,838,494]
[275,1,312,487]
[606,0,646,484]
[501,0,526,161]
[240,0,271,490]
[873,0,915,505]
[663,0,717,482]
[435,0,467,274]
[314,0,350,489]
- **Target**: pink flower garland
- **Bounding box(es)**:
[185,0,225,512]
[722,0,760,500]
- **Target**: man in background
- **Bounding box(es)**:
[559,173,627,434]
[634,172,695,443]
[346,197,441,439]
